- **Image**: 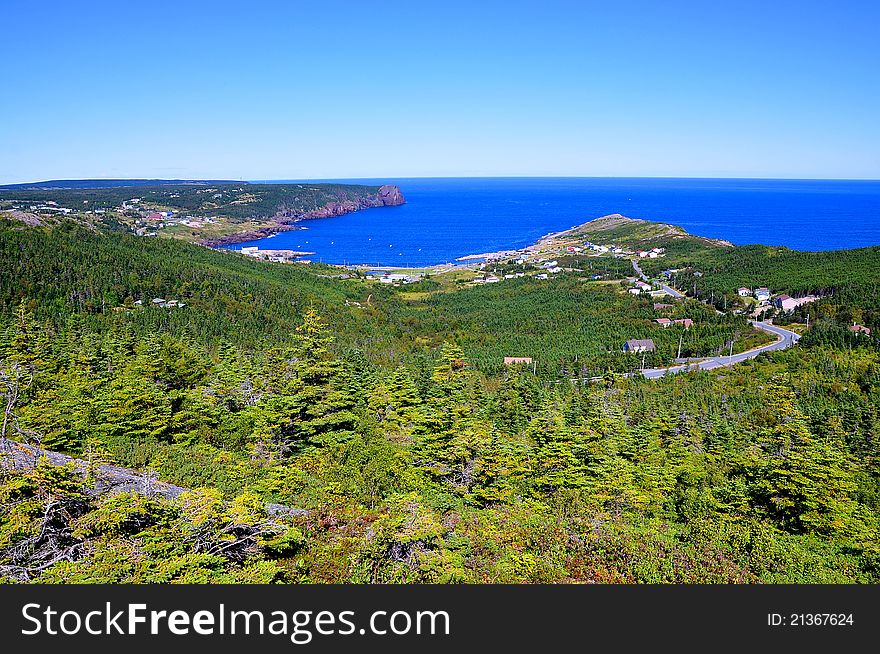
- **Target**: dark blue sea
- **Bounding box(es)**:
[225,178,880,267]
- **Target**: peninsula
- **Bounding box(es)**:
[0,179,405,246]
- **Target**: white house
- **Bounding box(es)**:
[737,287,751,297]
[754,287,771,301]
[775,294,799,312]
[623,339,656,353]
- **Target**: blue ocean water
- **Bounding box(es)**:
[226,178,880,267]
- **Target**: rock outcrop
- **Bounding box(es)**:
[0,438,306,517]
[377,184,405,206]
[281,184,405,221]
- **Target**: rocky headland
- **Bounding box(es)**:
[202,184,405,246]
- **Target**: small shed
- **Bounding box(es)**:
[504,357,533,365]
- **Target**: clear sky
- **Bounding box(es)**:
[2,0,878,183]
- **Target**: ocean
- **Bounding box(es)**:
[226,177,880,267]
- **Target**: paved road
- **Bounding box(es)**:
[631,259,685,298]
[639,321,800,379]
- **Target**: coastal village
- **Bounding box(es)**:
[220,216,821,371]
[0,192,835,369]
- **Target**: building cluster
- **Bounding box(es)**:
[135,210,217,236]
[239,246,308,264]
[737,286,819,313]
[369,272,422,285]
[471,253,566,285]
[132,298,186,309]
[655,318,694,329]
[626,278,671,298]
[583,241,627,256]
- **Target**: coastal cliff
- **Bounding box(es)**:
[283,184,405,221]
[202,184,405,246]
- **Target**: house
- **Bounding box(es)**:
[655,318,672,327]
[648,289,670,298]
[623,339,656,353]
[754,287,771,301]
[737,287,751,296]
[627,288,641,295]
[673,318,694,329]
[547,266,562,273]
[536,273,548,280]
[775,294,798,312]
[484,275,500,283]
[378,273,413,284]
[503,357,533,365]
[654,303,674,311]
[850,324,872,336]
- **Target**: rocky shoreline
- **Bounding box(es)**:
[201,184,405,247]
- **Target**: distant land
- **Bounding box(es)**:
[225,177,880,265]
[0,179,244,190]
[0,180,405,246]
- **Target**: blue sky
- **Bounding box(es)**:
[2,0,878,182]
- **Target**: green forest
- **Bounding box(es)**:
[0,182,386,223]
[1,216,878,583]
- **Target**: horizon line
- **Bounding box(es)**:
[4,174,880,187]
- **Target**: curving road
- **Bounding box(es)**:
[639,321,800,379]
[631,259,685,298]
